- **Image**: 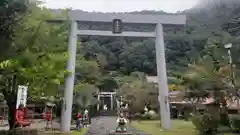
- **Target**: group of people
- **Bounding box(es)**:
[15,104,91,130]
[76,109,90,130]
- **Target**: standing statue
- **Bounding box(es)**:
[116,100,120,109]
[116,99,121,115]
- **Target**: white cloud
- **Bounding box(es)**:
[42,0,199,13]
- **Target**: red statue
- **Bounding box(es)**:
[15,104,31,127]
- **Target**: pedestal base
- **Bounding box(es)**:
[109,131,132,135]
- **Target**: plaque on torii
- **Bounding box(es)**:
[112,19,123,34]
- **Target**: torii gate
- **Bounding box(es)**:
[60,10,186,132]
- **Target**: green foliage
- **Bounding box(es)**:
[140,113,151,120]
[229,114,240,132]
[219,113,230,127]
[75,55,101,84]
[73,83,99,111]
[140,110,159,120]
[97,76,119,92]
[0,4,69,128]
[0,7,69,97]
[0,0,28,60]
[117,74,159,113]
[192,113,219,135]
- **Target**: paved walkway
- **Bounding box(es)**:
[84,116,148,135]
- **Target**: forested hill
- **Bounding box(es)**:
[53,0,240,78]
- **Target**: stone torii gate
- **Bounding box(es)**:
[61,10,186,132]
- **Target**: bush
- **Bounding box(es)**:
[140,113,151,120]
[192,113,218,135]
[148,110,159,120]
[181,105,193,120]
[140,110,159,120]
[132,113,141,120]
[229,114,240,132]
[219,113,230,127]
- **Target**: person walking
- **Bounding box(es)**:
[76,111,82,130]
[83,109,89,127]
[42,106,53,129]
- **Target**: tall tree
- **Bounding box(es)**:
[0,6,68,128]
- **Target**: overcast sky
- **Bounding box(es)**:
[42,0,199,13]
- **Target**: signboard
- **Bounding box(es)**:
[112,19,123,34]
[16,85,28,109]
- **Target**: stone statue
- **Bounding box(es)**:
[109,109,132,135]
[125,103,128,109]
[104,104,108,110]
[116,113,127,132]
[144,106,148,112]
[116,100,120,108]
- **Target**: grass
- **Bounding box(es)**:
[71,128,86,135]
[131,120,237,135]
[40,128,86,135]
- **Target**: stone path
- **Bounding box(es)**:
[84,116,148,135]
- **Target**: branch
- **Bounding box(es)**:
[2,88,8,101]
[0,6,28,30]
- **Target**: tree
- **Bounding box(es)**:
[0,6,68,128]
[0,0,28,60]
[73,83,99,112]
[97,76,119,92]
[117,74,159,113]
[75,54,101,85]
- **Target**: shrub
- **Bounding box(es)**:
[219,113,230,127]
[192,113,218,135]
[229,114,240,132]
[139,110,159,120]
[181,104,193,120]
[140,113,151,120]
[148,110,159,120]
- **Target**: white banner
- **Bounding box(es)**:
[16,85,28,109]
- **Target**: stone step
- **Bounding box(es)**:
[98,110,117,116]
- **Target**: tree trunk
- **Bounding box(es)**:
[7,75,18,129]
[7,99,16,130]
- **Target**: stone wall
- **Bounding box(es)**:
[0,129,37,135]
